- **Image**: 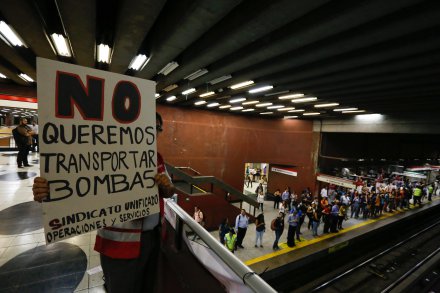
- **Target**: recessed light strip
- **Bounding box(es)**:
[230,80,254,90]
[291,97,317,103]
[185,68,208,80]
[342,110,366,113]
[242,100,259,105]
[182,88,196,95]
[249,85,273,94]
[314,103,339,108]
[200,91,215,98]
[334,108,358,112]
[158,61,179,76]
[129,54,149,71]
[229,97,246,103]
[208,75,232,85]
[50,33,72,57]
[97,44,111,63]
[0,21,25,47]
[279,93,304,100]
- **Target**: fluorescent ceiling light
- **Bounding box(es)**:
[194,100,206,106]
[219,105,231,109]
[355,114,383,121]
[303,112,320,116]
[291,97,317,103]
[155,93,160,98]
[260,112,273,115]
[163,84,178,92]
[229,80,254,90]
[242,108,255,112]
[334,108,358,112]
[182,88,196,95]
[207,102,220,108]
[18,73,34,82]
[314,103,339,108]
[0,21,24,47]
[0,73,6,78]
[277,107,295,111]
[249,85,273,94]
[199,91,215,98]
[230,106,243,111]
[97,44,111,63]
[242,100,259,105]
[129,54,149,71]
[279,93,304,100]
[158,61,179,76]
[256,102,272,107]
[267,105,284,109]
[50,33,71,57]
[166,96,177,102]
[208,75,232,85]
[284,116,298,119]
[288,109,305,113]
[265,90,289,97]
[343,110,366,114]
[185,68,208,80]
[229,97,246,103]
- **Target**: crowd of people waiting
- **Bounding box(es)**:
[218,174,439,252]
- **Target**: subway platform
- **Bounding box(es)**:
[211,182,440,279]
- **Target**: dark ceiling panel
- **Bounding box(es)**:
[0,0,438,118]
[109,0,167,73]
[0,0,54,59]
[136,0,243,79]
[58,1,96,67]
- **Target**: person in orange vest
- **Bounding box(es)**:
[32,113,175,293]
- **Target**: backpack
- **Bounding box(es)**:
[270,219,276,231]
[12,127,23,146]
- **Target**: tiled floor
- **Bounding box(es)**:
[0,152,105,293]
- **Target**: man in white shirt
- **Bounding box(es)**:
[235,209,249,249]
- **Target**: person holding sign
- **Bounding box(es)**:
[33,112,174,293]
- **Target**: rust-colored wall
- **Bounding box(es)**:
[157,104,317,194]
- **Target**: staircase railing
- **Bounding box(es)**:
[166,163,259,216]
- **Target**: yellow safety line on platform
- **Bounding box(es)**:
[245,197,440,266]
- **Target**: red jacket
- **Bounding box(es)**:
[94,152,167,259]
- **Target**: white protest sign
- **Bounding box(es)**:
[37,58,158,244]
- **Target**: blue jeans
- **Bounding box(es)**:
[255,230,264,246]
[273,230,282,248]
[312,220,319,236]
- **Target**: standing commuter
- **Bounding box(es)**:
[272,212,284,250]
[15,118,34,168]
[257,190,265,211]
[273,189,281,209]
[225,228,237,254]
[254,213,265,248]
[235,209,249,249]
[287,209,298,247]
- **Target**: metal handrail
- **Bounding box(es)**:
[166,163,259,209]
[175,166,202,175]
[166,199,276,293]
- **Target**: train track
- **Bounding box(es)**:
[309,219,440,293]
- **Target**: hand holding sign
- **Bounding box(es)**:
[33,177,49,202]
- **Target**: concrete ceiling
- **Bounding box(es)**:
[0,0,439,119]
